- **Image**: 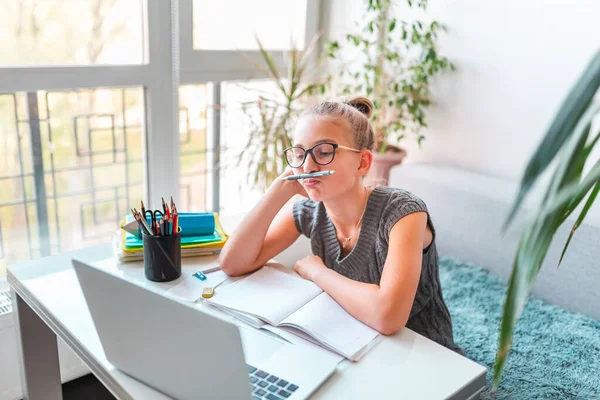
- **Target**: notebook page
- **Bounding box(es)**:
[206,266,322,325]
[281,292,379,361]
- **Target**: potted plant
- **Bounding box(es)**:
[325,0,454,184]
[237,35,327,190]
[494,49,600,391]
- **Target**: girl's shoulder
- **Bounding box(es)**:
[371,185,428,211]
[371,186,430,236]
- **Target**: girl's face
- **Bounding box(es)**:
[291,118,367,202]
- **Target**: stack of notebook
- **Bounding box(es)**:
[115,212,228,262]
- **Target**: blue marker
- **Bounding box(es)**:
[193,271,207,281]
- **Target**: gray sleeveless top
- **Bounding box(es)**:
[292,186,462,354]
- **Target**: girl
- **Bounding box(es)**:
[219,97,462,354]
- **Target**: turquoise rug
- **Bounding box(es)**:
[439,257,600,400]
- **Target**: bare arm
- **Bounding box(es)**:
[306,212,427,335]
[219,171,306,276]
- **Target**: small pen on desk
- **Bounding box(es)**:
[202,265,221,274]
[283,170,335,181]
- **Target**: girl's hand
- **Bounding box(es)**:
[270,168,309,198]
[294,255,328,282]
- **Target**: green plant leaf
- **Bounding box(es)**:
[296,32,322,84]
[557,181,600,268]
[493,108,600,390]
[543,159,600,222]
[504,49,600,231]
[255,35,287,96]
[557,129,600,225]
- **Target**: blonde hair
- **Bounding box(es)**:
[300,96,376,150]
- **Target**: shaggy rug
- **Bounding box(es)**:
[439,257,600,400]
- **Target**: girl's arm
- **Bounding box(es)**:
[298,212,427,335]
[219,171,306,276]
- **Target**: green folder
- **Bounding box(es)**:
[123,230,222,250]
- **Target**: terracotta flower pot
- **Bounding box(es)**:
[365,148,407,187]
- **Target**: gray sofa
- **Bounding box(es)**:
[389,163,600,321]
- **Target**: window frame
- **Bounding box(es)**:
[178,0,321,85]
[0,0,180,212]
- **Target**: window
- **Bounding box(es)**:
[0,0,145,66]
[0,88,145,278]
[179,0,319,83]
[179,85,210,212]
[192,0,307,51]
[0,0,320,279]
[219,79,284,215]
[178,0,318,211]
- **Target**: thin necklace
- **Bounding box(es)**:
[339,188,369,248]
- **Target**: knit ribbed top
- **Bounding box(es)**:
[292,186,462,354]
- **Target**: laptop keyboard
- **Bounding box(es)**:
[247,364,299,399]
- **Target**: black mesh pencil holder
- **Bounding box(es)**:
[142,229,182,282]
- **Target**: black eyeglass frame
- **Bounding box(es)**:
[283,142,361,168]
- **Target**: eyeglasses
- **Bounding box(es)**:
[283,142,361,168]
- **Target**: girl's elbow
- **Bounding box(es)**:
[374,304,408,335]
[376,318,406,336]
[218,255,239,276]
[219,262,244,277]
[219,262,235,276]
[218,255,258,277]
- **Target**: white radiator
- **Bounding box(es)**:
[0,289,12,317]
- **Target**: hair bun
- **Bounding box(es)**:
[345,96,374,118]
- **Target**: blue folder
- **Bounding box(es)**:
[130,212,215,238]
[156,212,215,237]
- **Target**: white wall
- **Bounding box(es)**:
[322,0,600,181]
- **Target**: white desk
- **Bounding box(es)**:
[8,243,486,399]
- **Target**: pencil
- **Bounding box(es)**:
[201,265,221,274]
[131,209,151,236]
[173,206,179,234]
[139,209,153,235]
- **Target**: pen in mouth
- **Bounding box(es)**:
[283,170,335,181]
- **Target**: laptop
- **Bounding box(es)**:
[72,258,339,400]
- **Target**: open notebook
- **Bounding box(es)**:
[205,265,380,361]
